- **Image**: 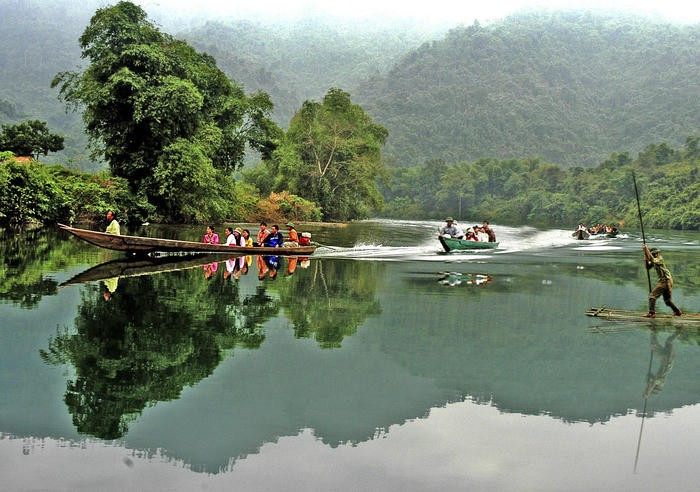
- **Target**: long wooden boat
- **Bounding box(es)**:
[58,224,317,255]
[438,235,499,252]
[586,306,700,327]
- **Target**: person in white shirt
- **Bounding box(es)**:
[225,227,237,246]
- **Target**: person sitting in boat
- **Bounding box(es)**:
[105,210,120,235]
[255,222,270,246]
[242,229,253,247]
[226,227,245,246]
[203,226,219,244]
[224,227,236,246]
[285,222,299,247]
[464,228,479,241]
[476,226,489,242]
[482,221,496,242]
[440,217,462,238]
[264,225,284,247]
[574,223,587,233]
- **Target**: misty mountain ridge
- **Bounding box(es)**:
[0,2,698,170]
[355,11,700,166]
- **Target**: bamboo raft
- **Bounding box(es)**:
[586,306,700,327]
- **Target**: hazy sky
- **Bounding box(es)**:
[138,0,700,25]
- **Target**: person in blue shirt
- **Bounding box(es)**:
[264,224,285,247]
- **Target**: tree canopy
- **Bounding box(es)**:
[0,120,64,159]
[51,1,280,222]
[248,88,388,221]
[380,135,700,230]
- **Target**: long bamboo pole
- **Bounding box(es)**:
[632,171,652,293]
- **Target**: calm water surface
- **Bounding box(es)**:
[1,220,699,491]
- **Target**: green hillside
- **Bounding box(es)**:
[2,4,699,174]
[356,12,700,167]
[179,19,435,126]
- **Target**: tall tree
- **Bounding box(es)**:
[262,88,387,221]
[0,120,64,159]
[51,1,280,221]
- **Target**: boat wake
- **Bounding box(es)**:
[312,221,631,261]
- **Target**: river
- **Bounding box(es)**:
[1,220,699,491]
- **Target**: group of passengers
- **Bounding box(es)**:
[440,217,497,242]
[574,222,618,235]
[203,221,305,248]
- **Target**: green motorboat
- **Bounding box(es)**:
[438,235,499,252]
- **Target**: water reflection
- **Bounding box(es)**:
[35,254,383,439]
[644,330,678,397]
[41,267,277,439]
[2,223,700,486]
[438,271,493,287]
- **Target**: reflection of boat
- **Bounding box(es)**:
[586,307,700,326]
[438,272,493,286]
[438,236,499,252]
[60,254,228,286]
[59,224,317,255]
[572,229,590,240]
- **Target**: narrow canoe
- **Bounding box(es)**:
[58,224,317,255]
[572,229,590,240]
[438,235,499,252]
[586,306,700,326]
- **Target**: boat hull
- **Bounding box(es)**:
[438,235,498,252]
[59,224,317,255]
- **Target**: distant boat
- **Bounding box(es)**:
[438,235,498,252]
[572,229,590,240]
[59,224,317,255]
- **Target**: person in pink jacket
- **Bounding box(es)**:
[203,226,219,244]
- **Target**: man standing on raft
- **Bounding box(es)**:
[642,244,683,318]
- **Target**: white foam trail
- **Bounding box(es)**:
[313,220,628,261]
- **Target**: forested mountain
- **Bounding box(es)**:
[179,20,434,126]
[0,0,94,168]
[1,3,699,173]
[356,12,700,167]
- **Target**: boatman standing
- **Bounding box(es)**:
[642,244,682,318]
[440,217,461,238]
[105,210,120,235]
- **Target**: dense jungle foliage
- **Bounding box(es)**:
[380,136,700,229]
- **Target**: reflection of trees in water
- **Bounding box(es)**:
[0,228,87,307]
[275,260,382,348]
[39,270,278,439]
